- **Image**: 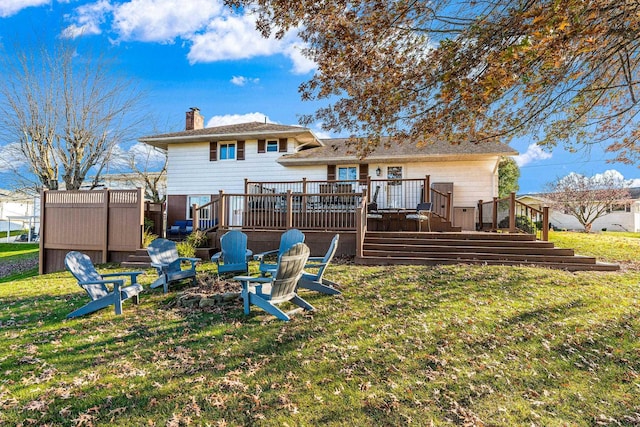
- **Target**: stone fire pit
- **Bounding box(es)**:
[175,275,242,310]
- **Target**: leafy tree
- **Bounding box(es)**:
[545,172,631,233]
[0,37,143,191]
[498,157,520,199]
[228,0,640,163]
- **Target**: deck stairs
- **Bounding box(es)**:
[357,231,620,271]
[121,249,153,269]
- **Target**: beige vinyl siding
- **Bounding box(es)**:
[403,159,499,206]
[364,159,499,207]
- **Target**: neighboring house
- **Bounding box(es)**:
[139,108,518,228]
[518,189,640,232]
[81,172,167,201]
[0,189,39,234]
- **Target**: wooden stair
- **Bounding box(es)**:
[357,232,620,271]
[121,249,153,269]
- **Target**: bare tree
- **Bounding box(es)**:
[118,144,168,203]
[0,37,144,191]
[545,172,632,233]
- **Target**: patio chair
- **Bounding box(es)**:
[406,202,432,232]
[211,230,253,275]
[298,234,342,295]
[234,242,313,321]
[319,183,335,207]
[146,238,200,293]
[367,185,383,220]
[254,228,305,276]
[65,251,143,318]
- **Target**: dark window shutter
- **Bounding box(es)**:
[327,165,336,181]
[209,141,218,161]
[237,140,245,160]
[359,164,369,181]
[279,138,287,152]
[258,139,265,153]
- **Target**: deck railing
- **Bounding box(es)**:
[203,189,363,231]
[246,176,451,217]
[478,192,549,241]
[191,185,546,240]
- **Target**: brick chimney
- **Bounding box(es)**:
[185,107,204,131]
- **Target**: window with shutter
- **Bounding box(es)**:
[237,140,245,160]
[359,164,369,181]
[209,141,218,161]
[327,165,336,181]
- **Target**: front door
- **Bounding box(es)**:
[386,166,403,208]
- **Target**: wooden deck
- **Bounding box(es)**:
[356,231,620,271]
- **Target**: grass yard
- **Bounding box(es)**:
[0,233,639,426]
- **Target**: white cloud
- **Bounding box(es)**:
[206,112,273,127]
[230,75,259,86]
[284,42,316,75]
[62,0,112,38]
[0,0,49,18]
[186,12,282,63]
[514,143,552,167]
[60,0,316,74]
[112,0,222,43]
[184,10,315,74]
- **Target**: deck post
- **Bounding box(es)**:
[509,192,516,233]
[477,200,483,231]
[302,178,308,213]
[286,189,293,228]
[192,204,200,231]
[446,191,452,222]
[542,206,550,241]
[355,204,364,259]
[102,189,109,263]
[244,178,248,194]
[492,197,498,229]
[218,190,226,229]
[425,175,431,203]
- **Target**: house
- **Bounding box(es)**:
[139,108,518,231]
[518,190,640,232]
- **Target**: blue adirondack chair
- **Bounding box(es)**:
[298,234,342,295]
[211,230,253,275]
[146,238,200,293]
[254,228,305,276]
[65,251,144,318]
[234,242,313,321]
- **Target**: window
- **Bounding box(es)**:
[267,140,278,152]
[220,143,236,160]
[187,195,211,219]
[338,166,357,181]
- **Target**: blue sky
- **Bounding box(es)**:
[0,0,638,194]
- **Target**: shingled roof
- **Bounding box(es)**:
[139,122,321,150]
[278,137,518,165]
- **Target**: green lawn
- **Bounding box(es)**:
[0,242,39,259]
[0,233,638,425]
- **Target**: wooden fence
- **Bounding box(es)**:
[40,189,144,274]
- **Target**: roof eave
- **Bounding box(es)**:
[278,151,518,166]
[139,128,323,149]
